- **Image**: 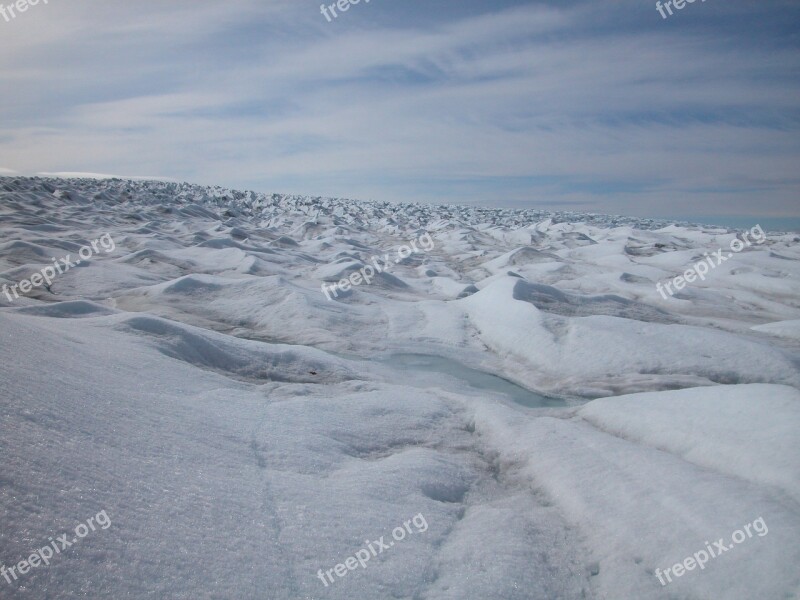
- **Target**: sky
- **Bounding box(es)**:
[0,0,798,224]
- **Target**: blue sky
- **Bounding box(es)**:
[0,0,798,223]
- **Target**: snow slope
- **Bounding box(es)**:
[0,176,798,599]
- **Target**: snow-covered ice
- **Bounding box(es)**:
[1,177,798,599]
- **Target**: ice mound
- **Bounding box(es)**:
[113,313,356,384]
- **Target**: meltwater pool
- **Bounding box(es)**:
[380,353,565,408]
